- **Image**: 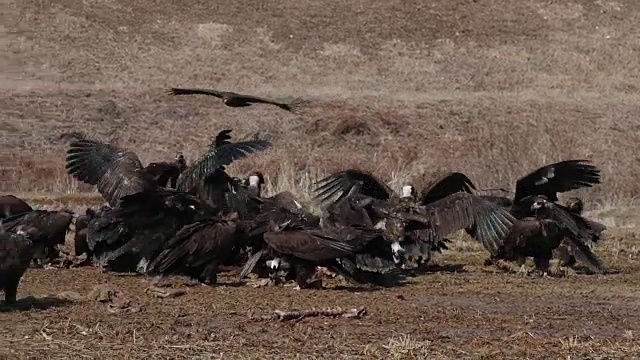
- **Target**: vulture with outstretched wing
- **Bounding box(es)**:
[175,129,271,208]
[65,139,161,207]
[495,195,606,275]
[166,87,306,112]
[313,169,512,268]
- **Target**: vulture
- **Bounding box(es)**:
[313,169,514,268]
[0,230,40,304]
[237,201,322,278]
[166,87,306,112]
[144,153,187,189]
[85,191,216,272]
[175,129,271,209]
[66,138,172,207]
[240,218,381,289]
[146,212,246,284]
[495,195,606,275]
[0,210,74,267]
[0,195,33,219]
[466,160,605,273]
[65,130,270,273]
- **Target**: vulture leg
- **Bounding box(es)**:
[533,253,552,276]
[200,261,219,285]
[3,277,20,304]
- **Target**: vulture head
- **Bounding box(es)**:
[401,185,416,199]
[530,195,552,218]
[245,171,266,197]
[374,216,406,266]
[565,197,584,214]
[175,152,187,168]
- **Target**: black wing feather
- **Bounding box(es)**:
[514,160,601,202]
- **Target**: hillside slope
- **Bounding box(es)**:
[2,0,639,205]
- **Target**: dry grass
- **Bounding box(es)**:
[3,0,640,357]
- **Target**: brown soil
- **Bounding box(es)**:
[1,240,639,359]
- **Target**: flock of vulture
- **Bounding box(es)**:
[0,87,609,305]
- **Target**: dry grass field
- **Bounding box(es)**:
[2,0,640,358]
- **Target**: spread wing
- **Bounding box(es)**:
[313,169,393,204]
[263,230,356,261]
[176,130,271,192]
[165,87,225,98]
[66,139,154,206]
[234,94,307,112]
[514,160,602,202]
[419,171,477,206]
[402,192,516,256]
[234,93,283,105]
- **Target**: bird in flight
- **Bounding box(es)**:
[165,87,306,112]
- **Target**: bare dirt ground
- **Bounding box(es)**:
[2,0,640,357]
[1,227,639,359]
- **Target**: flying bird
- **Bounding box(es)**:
[166,87,306,112]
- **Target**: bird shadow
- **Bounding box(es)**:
[403,263,468,277]
[331,284,399,293]
[0,296,75,312]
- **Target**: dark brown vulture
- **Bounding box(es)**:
[0,195,33,219]
[65,139,165,207]
[84,191,217,273]
[466,160,602,243]
[144,153,187,189]
[65,130,270,273]
[495,195,606,275]
[314,169,476,209]
[146,212,246,285]
[175,129,271,209]
[0,230,39,304]
[166,87,307,112]
[239,219,379,289]
[1,210,74,267]
[313,169,512,268]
